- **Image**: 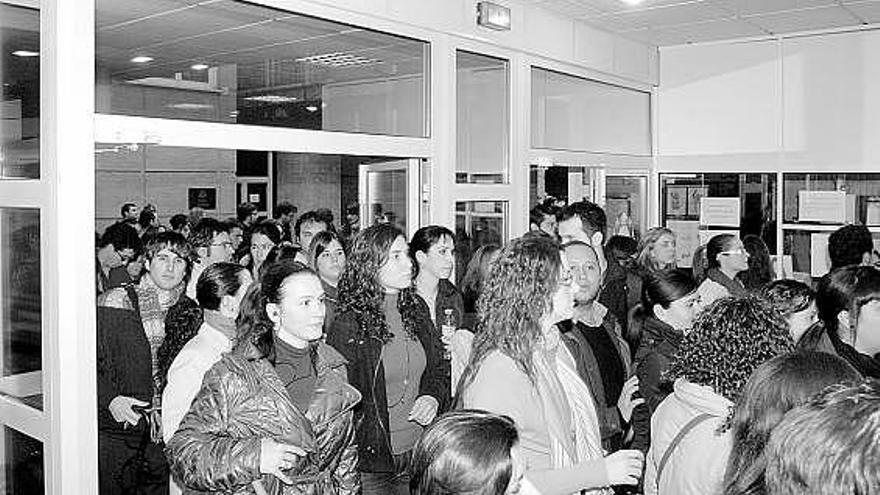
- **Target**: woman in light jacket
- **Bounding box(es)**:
[697,234,749,307]
[644,296,793,495]
[167,260,361,494]
[457,235,644,495]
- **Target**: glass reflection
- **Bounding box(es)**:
[1,4,40,180]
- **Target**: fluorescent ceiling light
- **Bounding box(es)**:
[620,0,645,5]
[296,52,380,68]
[244,95,298,103]
[130,56,154,63]
[305,105,319,112]
[12,50,39,57]
[190,63,210,71]
[165,103,214,110]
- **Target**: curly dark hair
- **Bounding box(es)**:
[156,295,203,392]
[663,295,794,403]
[336,223,420,343]
[457,236,563,396]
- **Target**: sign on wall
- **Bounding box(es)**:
[188,188,217,210]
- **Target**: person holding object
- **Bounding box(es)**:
[167,260,361,494]
[457,235,644,495]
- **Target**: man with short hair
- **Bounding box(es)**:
[185,218,233,299]
[765,380,880,495]
[236,202,258,229]
[120,202,138,224]
[295,210,332,252]
[96,222,143,294]
[529,203,558,239]
[97,232,190,495]
[169,214,191,238]
[557,200,631,332]
[273,201,298,242]
[560,241,639,453]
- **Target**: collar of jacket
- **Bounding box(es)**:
[706,268,748,297]
[642,316,684,348]
[672,378,733,416]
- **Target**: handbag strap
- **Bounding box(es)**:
[656,413,713,483]
[124,283,141,317]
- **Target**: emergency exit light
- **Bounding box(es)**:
[477,2,511,31]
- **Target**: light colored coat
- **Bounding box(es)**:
[644,378,733,495]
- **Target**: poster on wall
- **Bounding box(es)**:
[810,233,831,277]
[798,191,846,223]
[667,220,700,268]
[700,197,741,227]
[188,188,217,210]
[666,187,687,217]
[686,186,708,217]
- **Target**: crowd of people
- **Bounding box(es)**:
[94,198,880,495]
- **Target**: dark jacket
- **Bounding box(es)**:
[600,260,632,336]
[828,328,880,379]
[326,288,450,473]
[96,288,153,433]
[630,316,684,452]
[424,279,465,331]
[166,342,361,495]
[558,309,632,452]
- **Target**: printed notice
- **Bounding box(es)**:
[798,191,846,223]
[667,220,700,268]
[700,198,741,227]
[811,233,831,278]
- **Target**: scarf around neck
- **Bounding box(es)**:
[706,268,748,297]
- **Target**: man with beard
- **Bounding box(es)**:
[560,241,643,454]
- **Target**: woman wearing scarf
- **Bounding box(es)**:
[457,236,644,494]
[697,234,749,307]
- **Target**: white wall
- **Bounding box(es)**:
[658,29,880,172]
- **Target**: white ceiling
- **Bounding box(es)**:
[520,0,880,46]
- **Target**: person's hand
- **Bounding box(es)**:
[617,376,645,423]
[408,395,439,426]
[604,449,644,486]
[260,438,306,485]
[108,396,149,426]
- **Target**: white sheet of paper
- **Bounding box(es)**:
[798,191,846,223]
[667,220,700,268]
[700,197,741,227]
[811,233,831,277]
[698,229,740,246]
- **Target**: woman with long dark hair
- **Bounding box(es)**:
[697,234,749,307]
[167,260,361,494]
[308,230,347,330]
[460,244,500,331]
[736,235,774,291]
[248,221,282,279]
[629,269,701,452]
[457,235,644,494]
[722,351,860,495]
[327,224,449,495]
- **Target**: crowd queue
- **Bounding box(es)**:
[95,198,880,495]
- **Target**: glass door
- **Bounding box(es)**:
[359,159,421,237]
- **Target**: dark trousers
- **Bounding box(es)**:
[99,429,169,495]
[361,451,411,495]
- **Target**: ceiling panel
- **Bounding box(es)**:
[843,1,880,23]
[745,5,863,34]
[592,2,734,31]
[711,0,839,16]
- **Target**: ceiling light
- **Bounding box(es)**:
[165,103,214,110]
[130,56,154,63]
[12,50,39,57]
[305,105,319,112]
[476,2,511,31]
[296,52,380,68]
[620,0,645,5]
[243,95,298,104]
[190,63,210,71]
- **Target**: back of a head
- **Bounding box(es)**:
[828,224,873,269]
[739,234,773,290]
[817,265,880,337]
[189,217,227,249]
[724,351,862,495]
[237,202,257,222]
[196,262,249,311]
[169,213,189,231]
[100,221,143,253]
[410,410,519,495]
[761,279,814,318]
[765,379,880,495]
[665,295,793,402]
[529,203,557,227]
[273,201,296,219]
[558,201,606,238]
[641,269,697,315]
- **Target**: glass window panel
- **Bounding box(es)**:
[531,68,650,155]
[782,173,880,225]
[0,208,42,411]
[454,200,506,285]
[456,51,508,184]
[606,175,648,239]
[95,0,429,137]
[2,426,44,494]
[529,165,601,207]
[1,4,40,180]
[659,173,777,269]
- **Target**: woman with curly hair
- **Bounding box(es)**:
[643,295,794,495]
[722,351,860,495]
[458,235,644,495]
[327,224,449,495]
[167,260,361,494]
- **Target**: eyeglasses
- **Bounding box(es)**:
[720,248,747,256]
[211,242,234,250]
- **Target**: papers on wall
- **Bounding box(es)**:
[700,197,741,227]
[867,198,880,226]
[771,255,794,279]
[810,233,831,277]
[698,229,740,246]
[798,191,847,223]
[667,220,700,268]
